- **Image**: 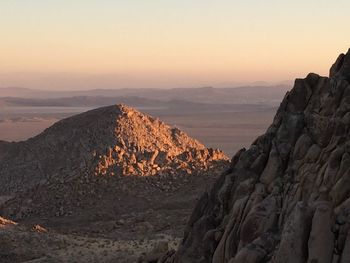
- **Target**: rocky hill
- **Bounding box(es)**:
[0,104,229,262]
[0,104,227,219]
[161,50,350,263]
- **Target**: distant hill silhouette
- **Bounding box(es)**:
[0,85,291,106]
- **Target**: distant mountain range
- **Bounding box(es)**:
[0,85,291,106]
[0,96,276,113]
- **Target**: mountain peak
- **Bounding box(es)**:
[330,48,350,80]
[117,103,137,115]
[0,104,228,196]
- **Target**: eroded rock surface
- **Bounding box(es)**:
[163,50,350,263]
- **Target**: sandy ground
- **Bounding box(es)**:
[1,222,181,263]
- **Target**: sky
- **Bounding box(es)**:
[0,0,349,89]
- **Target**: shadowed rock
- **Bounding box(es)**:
[160,50,350,263]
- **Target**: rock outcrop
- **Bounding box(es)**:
[163,50,350,263]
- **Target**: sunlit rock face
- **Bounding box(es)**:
[0,104,228,219]
[163,50,350,263]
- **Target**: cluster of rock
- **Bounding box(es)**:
[159,50,350,263]
[94,105,225,177]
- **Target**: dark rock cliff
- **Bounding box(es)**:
[165,49,350,263]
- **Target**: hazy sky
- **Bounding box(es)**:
[0,0,349,89]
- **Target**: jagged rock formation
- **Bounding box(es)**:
[162,50,350,263]
[0,104,227,219]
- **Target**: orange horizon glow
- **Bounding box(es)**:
[0,1,349,89]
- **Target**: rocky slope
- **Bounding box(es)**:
[0,104,227,220]
[0,104,229,262]
[161,50,350,263]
